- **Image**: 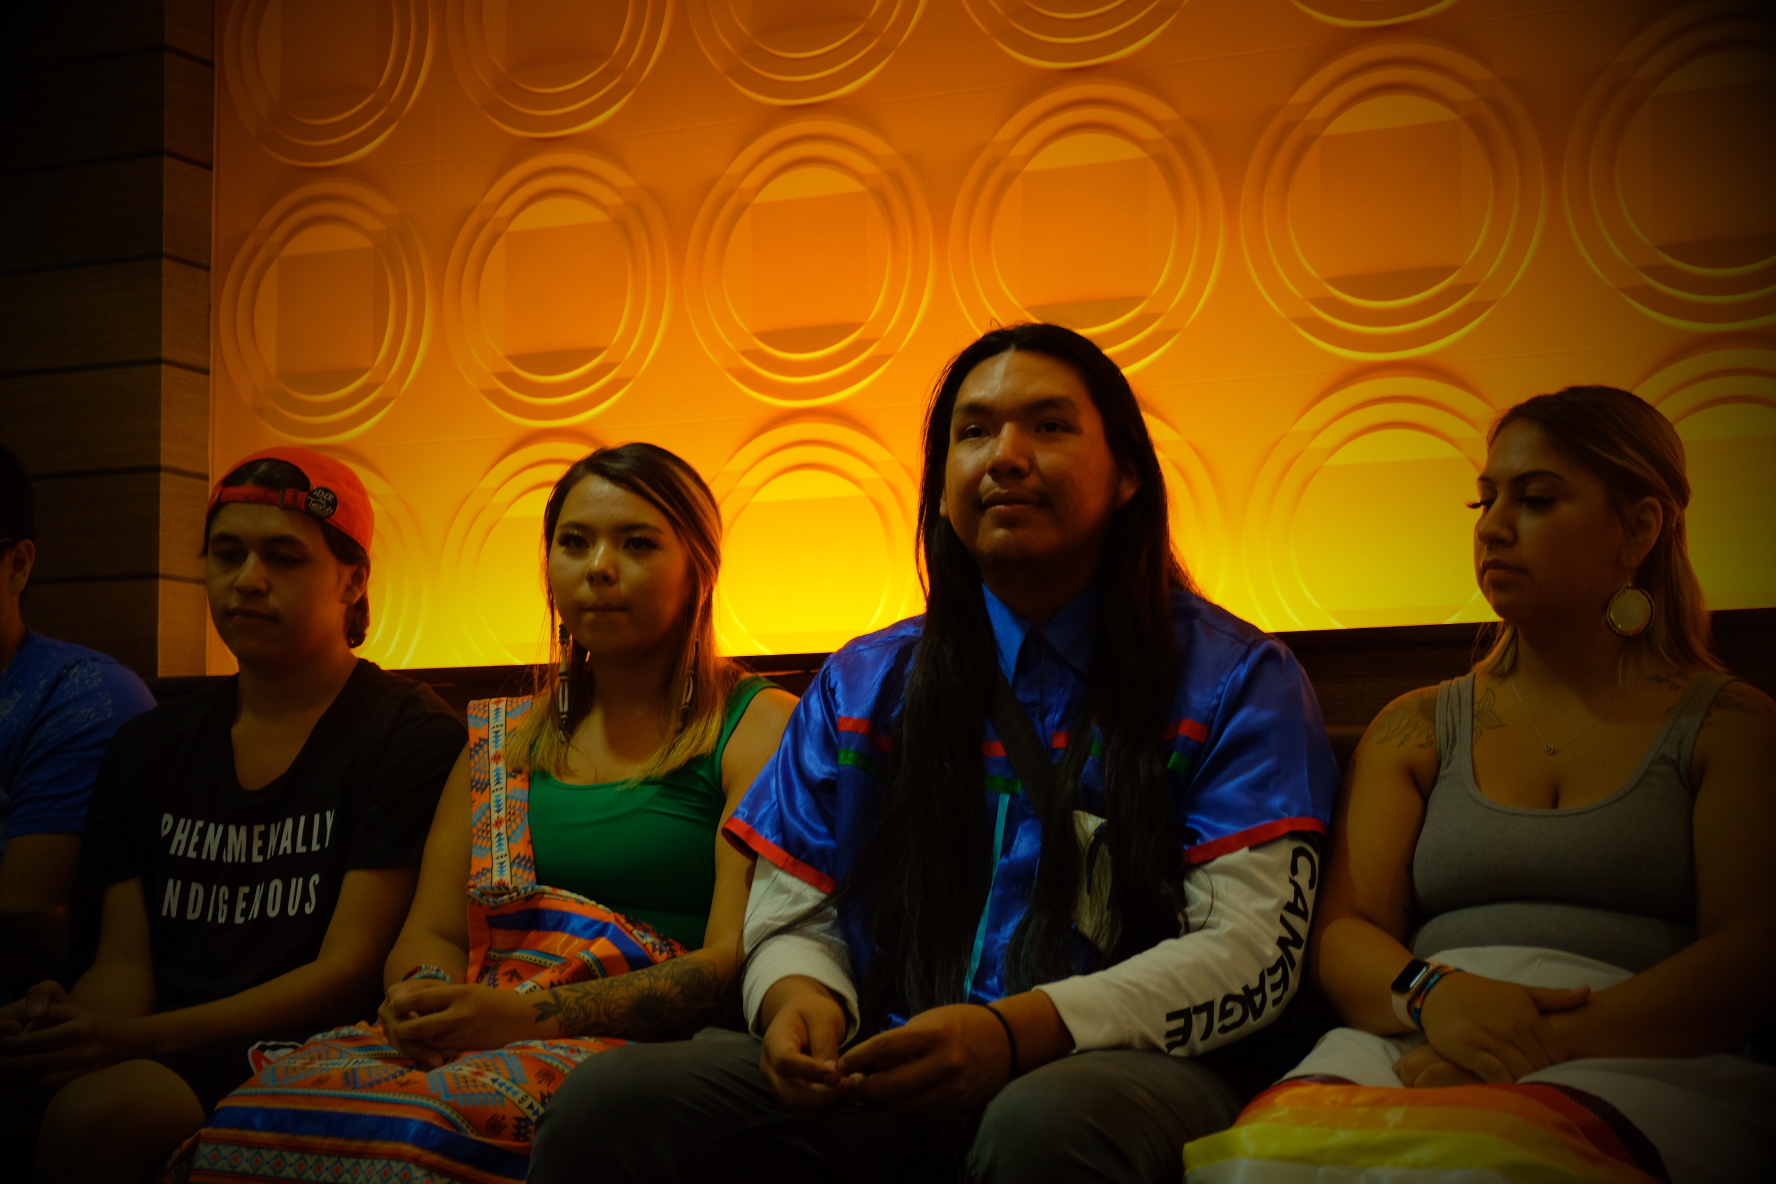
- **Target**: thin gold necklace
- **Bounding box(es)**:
[1508,675,1600,756]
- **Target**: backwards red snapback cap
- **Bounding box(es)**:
[206,447,374,554]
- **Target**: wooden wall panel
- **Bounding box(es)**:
[33,472,174,581]
[0,157,209,273]
[0,364,207,475]
[0,0,212,677]
[163,50,214,166]
[23,577,197,678]
[0,259,205,373]
[16,0,212,66]
[1,158,164,271]
[4,54,179,170]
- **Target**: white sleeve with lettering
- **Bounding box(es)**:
[1035,834,1320,1056]
[740,858,861,1042]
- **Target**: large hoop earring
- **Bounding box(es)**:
[1606,583,1653,637]
[556,622,574,739]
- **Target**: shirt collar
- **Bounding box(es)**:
[1,630,39,681]
[981,583,1102,683]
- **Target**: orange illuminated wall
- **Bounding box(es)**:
[209,0,1776,672]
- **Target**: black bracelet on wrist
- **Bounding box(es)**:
[974,1002,1020,1077]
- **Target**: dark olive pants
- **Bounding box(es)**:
[528,1027,1240,1184]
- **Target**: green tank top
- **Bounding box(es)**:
[528,676,772,949]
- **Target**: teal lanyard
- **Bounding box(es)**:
[964,791,1013,997]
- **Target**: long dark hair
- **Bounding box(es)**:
[842,323,1193,1029]
[206,458,370,647]
[1474,386,1720,676]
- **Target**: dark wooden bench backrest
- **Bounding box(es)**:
[148,608,1776,775]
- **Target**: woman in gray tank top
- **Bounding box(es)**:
[1185,387,1775,1182]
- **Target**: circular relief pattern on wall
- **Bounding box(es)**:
[219,181,429,441]
[688,0,926,105]
[446,0,669,136]
[442,436,601,666]
[1242,42,1543,359]
[1566,6,1776,330]
[961,0,1185,68]
[710,421,918,655]
[315,449,429,668]
[951,83,1222,373]
[1638,342,1776,610]
[1244,372,1494,630]
[686,119,932,405]
[1291,0,1458,28]
[223,0,432,166]
[1143,411,1228,601]
[446,153,671,426]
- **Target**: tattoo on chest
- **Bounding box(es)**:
[530,953,725,1041]
[1472,684,1507,750]
[1647,671,1691,693]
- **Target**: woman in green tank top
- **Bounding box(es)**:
[174,448,799,1184]
[526,675,776,948]
[378,443,797,1059]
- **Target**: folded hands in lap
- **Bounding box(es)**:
[758,983,851,1114]
[758,979,1013,1116]
[838,1004,1014,1112]
[1395,973,1590,1086]
[378,981,540,1069]
[0,980,143,1088]
[1392,1043,1483,1087]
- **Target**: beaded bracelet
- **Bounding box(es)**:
[401,963,455,984]
[972,1003,1021,1077]
[1407,968,1461,1030]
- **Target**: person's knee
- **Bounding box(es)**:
[533,1041,715,1181]
[36,1061,203,1182]
[539,1044,661,1138]
[39,1068,138,1146]
[970,1073,1093,1181]
[969,1054,1234,1184]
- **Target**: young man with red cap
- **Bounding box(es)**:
[0,449,465,1182]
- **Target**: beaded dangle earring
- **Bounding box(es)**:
[556,622,574,739]
[1605,582,1653,637]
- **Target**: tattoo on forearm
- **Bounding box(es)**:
[1472,684,1507,750]
[530,954,727,1041]
[1369,691,1438,749]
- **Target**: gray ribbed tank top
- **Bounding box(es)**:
[1410,670,1732,973]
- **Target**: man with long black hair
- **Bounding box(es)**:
[531,324,1340,1183]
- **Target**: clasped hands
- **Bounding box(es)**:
[0,980,145,1086]
[378,979,544,1069]
[1392,971,1592,1088]
[760,979,1020,1115]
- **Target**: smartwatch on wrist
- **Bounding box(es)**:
[1390,957,1450,1030]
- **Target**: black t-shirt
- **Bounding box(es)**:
[81,660,465,1022]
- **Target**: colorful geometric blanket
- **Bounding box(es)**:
[1184,1075,1672,1183]
[164,698,684,1183]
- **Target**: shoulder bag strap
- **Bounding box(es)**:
[990,669,1095,814]
[991,670,1059,811]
